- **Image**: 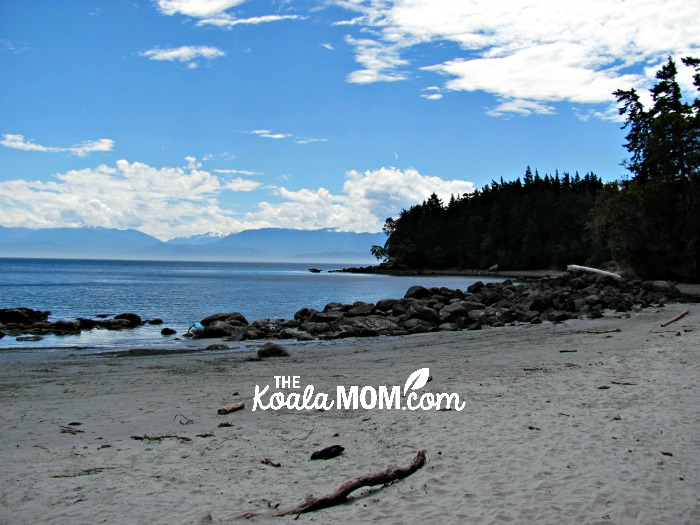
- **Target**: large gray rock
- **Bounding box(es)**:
[258,342,289,357]
[336,315,399,337]
[114,312,142,326]
[201,312,249,327]
[404,285,430,299]
[404,304,440,324]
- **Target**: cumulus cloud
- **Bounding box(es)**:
[252,167,474,232]
[334,0,700,117]
[139,45,225,68]
[0,160,262,240]
[1,134,114,157]
[0,160,473,239]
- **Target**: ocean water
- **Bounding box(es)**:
[0,258,498,354]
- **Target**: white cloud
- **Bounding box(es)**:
[0,161,473,239]
[156,0,245,18]
[214,168,262,176]
[334,0,700,116]
[322,43,335,51]
[196,14,302,28]
[345,36,410,83]
[252,167,474,232]
[139,45,225,67]
[0,160,262,240]
[1,134,114,157]
[245,129,328,143]
[250,129,290,139]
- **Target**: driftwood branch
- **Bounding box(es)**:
[274,450,426,517]
[567,264,622,280]
[218,402,245,415]
[660,309,689,327]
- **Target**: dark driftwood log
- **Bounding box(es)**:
[274,450,426,517]
[217,402,245,415]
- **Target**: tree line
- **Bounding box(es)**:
[373,57,700,282]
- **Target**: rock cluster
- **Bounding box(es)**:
[2,271,696,344]
[192,271,697,342]
[0,309,152,339]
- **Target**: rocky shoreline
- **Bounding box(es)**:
[4,269,697,345]
[0,310,162,341]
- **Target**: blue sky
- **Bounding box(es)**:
[1,0,698,240]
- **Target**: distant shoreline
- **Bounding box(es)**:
[336,265,565,280]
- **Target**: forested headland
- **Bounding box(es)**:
[372,57,700,282]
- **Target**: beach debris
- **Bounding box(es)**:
[527,425,541,431]
[274,450,426,517]
[660,309,689,327]
[218,422,234,428]
[586,328,622,334]
[566,265,622,280]
[52,467,116,478]
[597,385,611,390]
[559,349,578,353]
[197,433,214,438]
[67,421,82,426]
[257,342,289,358]
[310,445,344,460]
[217,402,245,415]
[172,414,194,425]
[131,434,192,442]
[60,425,84,434]
[275,426,316,441]
[262,458,282,467]
[612,415,622,421]
[661,451,674,456]
[611,381,636,386]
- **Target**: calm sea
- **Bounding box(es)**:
[0,258,496,354]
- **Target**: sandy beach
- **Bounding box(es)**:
[1,303,699,524]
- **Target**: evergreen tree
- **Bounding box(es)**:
[595,56,700,281]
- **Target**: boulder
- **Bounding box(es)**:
[404,304,440,324]
[51,320,81,334]
[404,285,430,299]
[202,320,237,338]
[16,335,43,342]
[114,312,142,326]
[0,308,31,325]
[258,342,289,358]
[147,318,164,325]
[201,312,249,327]
[467,281,485,293]
[374,298,399,312]
[161,327,177,335]
[346,302,375,317]
[643,280,680,297]
[336,315,400,337]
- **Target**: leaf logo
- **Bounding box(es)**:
[404,368,430,396]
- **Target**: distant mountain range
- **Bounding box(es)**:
[0,226,385,263]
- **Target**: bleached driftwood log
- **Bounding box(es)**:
[567,265,622,280]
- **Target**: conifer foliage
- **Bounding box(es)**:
[373,57,700,281]
[593,57,700,281]
[373,170,607,270]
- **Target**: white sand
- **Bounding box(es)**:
[1,305,699,524]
